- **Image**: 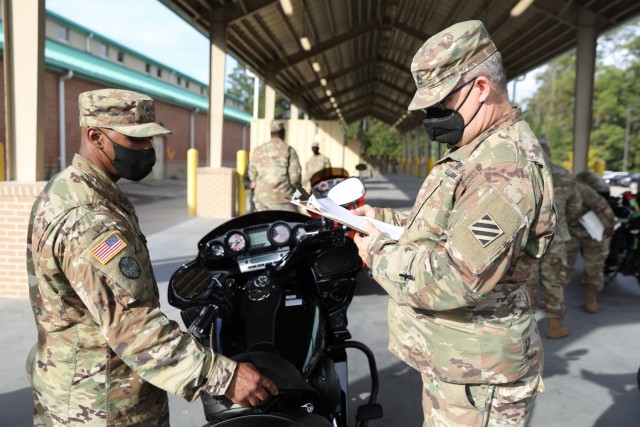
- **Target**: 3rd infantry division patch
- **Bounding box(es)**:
[469,214,504,247]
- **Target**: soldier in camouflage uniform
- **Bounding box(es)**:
[247,121,302,211]
[26,89,277,426]
[526,141,582,339]
[303,141,332,191]
[566,171,616,313]
[352,21,555,426]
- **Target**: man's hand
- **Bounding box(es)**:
[224,362,278,407]
[350,204,376,218]
[353,220,383,265]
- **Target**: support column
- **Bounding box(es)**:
[572,8,598,174]
[290,104,299,120]
[208,18,227,168]
[0,0,47,298]
[264,77,276,120]
[198,13,236,218]
[3,0,45,180]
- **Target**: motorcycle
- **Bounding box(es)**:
[604,191,640,286]
[167,179,383,426]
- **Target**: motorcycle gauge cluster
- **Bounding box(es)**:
[207,242,225,257]
[225,231,247,253]
[269,223,291,245]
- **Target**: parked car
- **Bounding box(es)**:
[605,172,631,187]
[630,172,640,184]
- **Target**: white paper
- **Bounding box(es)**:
[578,210,604,242]
[308,196,404,240]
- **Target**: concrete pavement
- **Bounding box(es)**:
[1,175,639,427]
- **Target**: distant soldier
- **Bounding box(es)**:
[248,121,301,211]
[303,141,332,191]
[526,141,583,338]
[566,171,616,313]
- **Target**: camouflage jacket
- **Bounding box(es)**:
[550,163,583,242]
[248,137,301,210]
[569,181,616,239]
[26,154,236,426]
[365,109,556,384]
[304,154,332,186]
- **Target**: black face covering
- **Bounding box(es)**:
[421,78,483,146]
[99,130,156,181]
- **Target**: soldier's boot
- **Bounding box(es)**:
[584,290,599,313]
[546,318,571,339]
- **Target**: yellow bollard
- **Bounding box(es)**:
[187,148,198,216]
[426,156,435,176]
[237,150,248,216]
[593,159,605,176]
[0,144,5,181]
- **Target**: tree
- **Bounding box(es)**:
[226,62,293,119]
[522,18,640,172]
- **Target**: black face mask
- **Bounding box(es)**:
[99,130,156,181]
[422,78,483,146]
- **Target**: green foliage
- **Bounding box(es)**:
[522,18,640,172]
[347,118,403,160]
[227,63,293,119]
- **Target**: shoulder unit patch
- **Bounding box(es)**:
[468,214,504,247]
[91,231,127,265]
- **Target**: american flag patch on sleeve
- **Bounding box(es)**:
[91,231,127,265]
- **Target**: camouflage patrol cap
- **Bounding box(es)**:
[270,120,285,133]
[78,88,171,137]
[408,20,497,111]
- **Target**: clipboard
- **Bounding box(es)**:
[286,187,404,240]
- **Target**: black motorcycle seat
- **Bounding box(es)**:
[203,352,319,421]
[205,410,332,426]
[232,351,317,396]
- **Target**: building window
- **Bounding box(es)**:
[185,81,190,89]
[157,68,162,78]
[177,76,182,85]
[117,50,125,62]
[201,87,207,95]
[145,63,151,73]
[99,43,109,58]
[58,25,69,42]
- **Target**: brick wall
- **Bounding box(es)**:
[0,182,46,298]
[196,167,237,218]
[7,70,248,180]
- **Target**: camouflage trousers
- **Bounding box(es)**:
[565,234,612,292]
[421,373,543,427]
[253,199,299,212]
[525,240,568,319]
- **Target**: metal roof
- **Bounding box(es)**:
[159,0,640,132]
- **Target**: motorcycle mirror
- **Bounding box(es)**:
[327,177,365,206]
[355,163,368,171]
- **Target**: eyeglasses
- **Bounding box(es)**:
[423,78,477,116]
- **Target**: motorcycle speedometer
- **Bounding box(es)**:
[293,225,307,241]
[206,242,225,257]
[226,231,247,253]
[269,223,291,245]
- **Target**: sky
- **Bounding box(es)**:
[45,0,540,106]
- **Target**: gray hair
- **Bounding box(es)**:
[461,51,508,97]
